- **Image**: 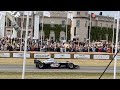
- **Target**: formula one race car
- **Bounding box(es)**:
[34,58,80,69]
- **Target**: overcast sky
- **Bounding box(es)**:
[89,11,118,17]
[23,11,119,17]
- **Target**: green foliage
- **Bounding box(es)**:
[41,24,70,41]
[91,26,116,42]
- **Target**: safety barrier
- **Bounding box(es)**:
[0,51,118,60]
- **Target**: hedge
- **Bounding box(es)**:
[91,26,117,42]
[40,24,71,41]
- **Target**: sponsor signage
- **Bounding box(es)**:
[93,55,109,59]
[54,54,70,58]
[34,54,51,58]
[13,53,30,58]
[113,55,120,60]
[74,54,90,59]
[0,53,10,57]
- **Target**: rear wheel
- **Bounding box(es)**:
[68,63,74,69]
[36,64,39,68]
[38,62,44,69]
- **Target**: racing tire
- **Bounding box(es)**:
[36,64,39,68]
[38,62,44,69]
[58,65,61,69]
[74,65,80,69]
[68,63,74,69]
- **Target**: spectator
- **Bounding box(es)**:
[0,36,116,53]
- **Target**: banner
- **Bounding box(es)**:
[0,53,10,57]
[74,54,90,59]
[11,28,17,38]
[93,55,109,60]
[13,53,30,58]
[34,54,51,58]
[6,12,21,32]
[113,55,120,60]
[0,11,5,38]
[54,54,70,58]
[34,15,39,39]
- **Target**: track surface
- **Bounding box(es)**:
[0,65,120,73]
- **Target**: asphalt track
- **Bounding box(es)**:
[0,65,120,73]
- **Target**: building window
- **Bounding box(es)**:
[29,18,32,28]
[62,20,65,25]
[85,21,87,27]
[23,18,26,28]
[60,31,65,41]
[49,31,55,41]
[8,19,11,27]
[51,21,54,27]
[85,12,88,16]
[76,20,80,27]
[51,37,53,40]
[62,20,65,27]
[61,37,64,40]
[28,31,31,36]
[77,12,80,15]
[100,23,102,28]
[18,18,21,27]
[5,21,6,27]
[74,27,76,36]
[106,24,108,28]
[84,38,86,42]
[91,22,92,26]
[111,24,113,28]
[7,30,11,32]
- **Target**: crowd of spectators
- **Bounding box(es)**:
[0,37,118,53]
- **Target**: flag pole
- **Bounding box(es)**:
[66,11,68,43]
[22,11,29,79]
[65,11,68,53]
[40,12,44,52]
[113,11,119,79]
[88,13,91,52]
[112,14,115,53]
[20,11,24,51]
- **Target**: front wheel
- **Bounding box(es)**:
[68,63,74,69]
[38,62,44,69]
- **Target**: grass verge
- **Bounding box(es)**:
[0,58,120,67]
[0,72,119,79]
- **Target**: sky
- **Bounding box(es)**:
[22,11,119,17]
[89,11,118,17]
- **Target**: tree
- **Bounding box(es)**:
[91,26,114,42]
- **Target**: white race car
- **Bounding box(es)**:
[34,58,80,69]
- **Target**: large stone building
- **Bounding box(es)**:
[3,11,119,42]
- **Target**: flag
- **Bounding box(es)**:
[0,11,6,20]
[11,28,17,38]
[67,12,73,20]
[91,13,96,18]
[43,11,50,17]
[34,15,40,39]
[0,12,3,20]
[14,12,20,17]
[0,11,6,38]
[6,11,20,17]
[11,11,20,17]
